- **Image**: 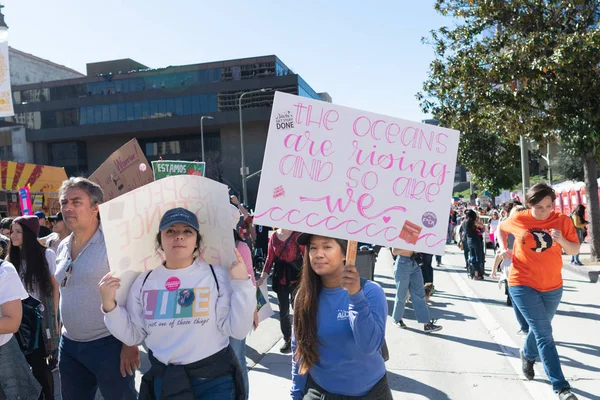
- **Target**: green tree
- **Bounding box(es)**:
[419,0,600,260]
[553,146,585,182]
[458,125,522,196]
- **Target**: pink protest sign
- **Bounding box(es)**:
[253,92,460,254]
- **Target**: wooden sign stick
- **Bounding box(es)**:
[346,240,358,266]
[343,240,358,291]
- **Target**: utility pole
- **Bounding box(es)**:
[520,136,530,201]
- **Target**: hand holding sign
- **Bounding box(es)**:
[230,248,249,280]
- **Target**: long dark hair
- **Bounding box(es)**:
[293,237,347,375]
[293,247,322,375]
[573,204,587,220]
[233,229,244,244]
[7,222,52,299]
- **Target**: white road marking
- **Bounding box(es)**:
[446,267,556,400]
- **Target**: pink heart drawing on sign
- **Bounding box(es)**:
[383,216,391,224]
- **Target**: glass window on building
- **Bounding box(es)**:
[175,97,184,116]
[102,105,110,123]
[126,103,135,121]
[183,96,192,115]
[87,107,94,125]
[49,141,87,176]
[142,100,150,119]
[118,104,127,121]
[150,99,159,118]
[110,104,118,122]
[134,102,142,119]
[157,98,167,117]
[166,98,175,116]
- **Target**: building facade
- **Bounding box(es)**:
[0,47,84,164]
[8,55,327,207]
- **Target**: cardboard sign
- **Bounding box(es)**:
[152,160,206,180]
[89,139,154,202]
[99,175,235,305]
[254,92,460,254]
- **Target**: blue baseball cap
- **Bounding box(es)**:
[34,211,46,219]
[159,208,199,231]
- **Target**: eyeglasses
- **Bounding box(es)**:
[61,262,73,288]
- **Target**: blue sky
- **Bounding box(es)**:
[2,0,449,122]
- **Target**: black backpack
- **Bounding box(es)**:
[16,296,44,355]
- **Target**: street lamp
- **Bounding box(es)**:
[239,88,272,205]
[200,115,213,162]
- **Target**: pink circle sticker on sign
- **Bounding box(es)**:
[165,277,181,292]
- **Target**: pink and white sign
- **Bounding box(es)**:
[254,92,460,254]
[99,175,235,304]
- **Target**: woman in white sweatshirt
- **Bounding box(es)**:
[99,207,256,400]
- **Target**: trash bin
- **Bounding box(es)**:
[356,247,376,280]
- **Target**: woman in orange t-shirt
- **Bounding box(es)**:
[497,183,579,399]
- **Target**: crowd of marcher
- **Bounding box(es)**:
[0,179,581,400]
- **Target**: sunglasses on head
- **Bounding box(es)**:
[61,262,73,288]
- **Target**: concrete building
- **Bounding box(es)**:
[8,55,328,207]
[0,47,84,164]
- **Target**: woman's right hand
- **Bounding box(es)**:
[99,272,121,313]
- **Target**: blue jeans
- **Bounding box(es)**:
[59,335,136,400]
[467,237,484,277]
[154,374,235,399]
[0,336,41,400]
[392,256,431,323]
[229,337,249,399]
[509,286,568,392]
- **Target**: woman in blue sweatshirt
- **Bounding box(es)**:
[291,234,392,399]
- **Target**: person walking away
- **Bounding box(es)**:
[257,229,304,354]
[497,183,580,400]
[99,207,255,399]
[570,205,588,266]
[465,210,485,280]
[391,249,442,332]
[291,233,392,399]
[8,215,59,399]
[0,255,42,400]
[54,177,137,400]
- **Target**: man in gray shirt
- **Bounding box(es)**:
[54,177,137,400]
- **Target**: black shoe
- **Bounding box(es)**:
[558,387,578,400]
[520,349,535,380]
[394,319,407,329]
[424,320,442,333]
[280,340,292,354]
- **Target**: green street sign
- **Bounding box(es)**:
[152,160,206,180]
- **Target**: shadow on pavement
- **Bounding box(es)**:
[386,370,451,399]
[248,352,293,380]
[428,333,519,358]
[560,300,600,310]
[385,297,476,322]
